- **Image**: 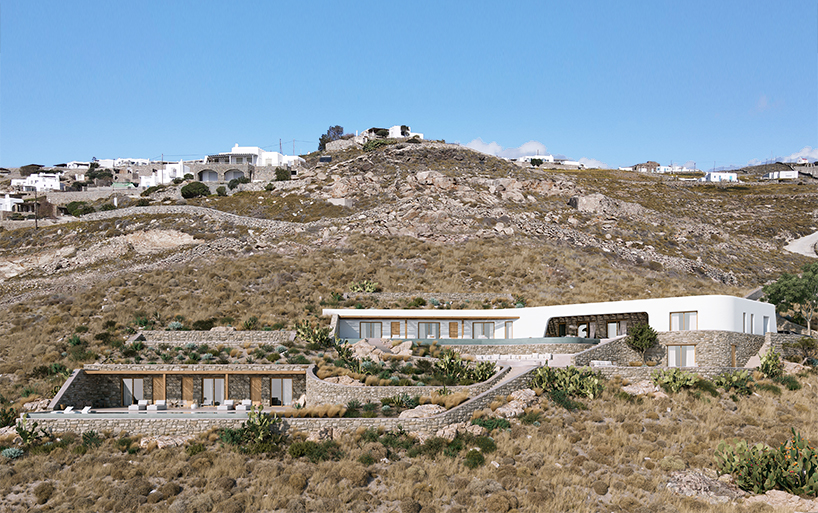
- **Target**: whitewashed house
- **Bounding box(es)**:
[0,194,23,212]
[519,155,555,164]
[139,160,191,188]
[700,172,738,183]
[387,125,423,139]
[11,173,64,192]
[206,145,305,171]
[762,170,798,180]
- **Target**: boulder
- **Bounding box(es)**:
[494,400,526,419]
[399,404,446,419]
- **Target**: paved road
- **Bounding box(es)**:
[785,231,818,258]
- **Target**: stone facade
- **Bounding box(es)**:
[305,366,511,405]
[571,330,764,368]
[592,366,742,381]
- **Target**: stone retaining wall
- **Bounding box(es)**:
[592,366,746,381]
[454,343,595,356]
[766,332,810,359]
[305,365,511,405]
[571,331,765,367]
[134,330,295,347]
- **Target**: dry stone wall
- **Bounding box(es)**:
[305,365,511,405]
[134,330,295,347]
[454,343,595,356]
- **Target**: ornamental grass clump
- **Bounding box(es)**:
[530,366,604,400]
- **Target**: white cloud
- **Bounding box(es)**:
[781,146,818,162]
[756,95,769,112]
[579,157,608,169]
[465,138,549,159]
[682,160,696,169]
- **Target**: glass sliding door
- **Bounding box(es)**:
[271,377,293,406]
[202,378,225,406]
[121,378,144,406]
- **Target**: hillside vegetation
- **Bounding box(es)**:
[0,141,816,511]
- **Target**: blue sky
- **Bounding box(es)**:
[1,1,816,169]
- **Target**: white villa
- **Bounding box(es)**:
[206,144,306,169]
[0,194,24,212]
[519,155,555,164]
[11,173,64,192]
[325,295,775,342]
[139,161,192,188]
[700,172,738,183]
[762,170,798,180]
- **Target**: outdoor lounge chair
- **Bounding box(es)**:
[80,406,91,414]
[147,400,167,412]
[63,406,74,413]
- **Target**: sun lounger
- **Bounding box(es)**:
[63,406,74,413]
[128,404,142,413]
[80,406,91,414]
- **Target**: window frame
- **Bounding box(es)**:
[670,311,698,331]
[359,321,383,339]
[417,322,440,339]
[121,377,144,406]
[667,344,696,367]
[270,377,293,406]
[472,322,495,339]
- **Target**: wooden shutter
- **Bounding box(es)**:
[251,377,262,405]
[182,377,194,405]
[391,322,401,337]
[152,376,165,402]
[449,322,459,339]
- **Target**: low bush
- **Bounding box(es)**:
[180,181,210,199]
[760,348,784,379]
[714,370,754,395]
[471,418,511,432]
[275,168,291,181]
[778,375,802,391]
[1,447,23,459]
[464,449,485,468]
[651,368,698,394]
[530,366,604,399]
[288,440,343,462]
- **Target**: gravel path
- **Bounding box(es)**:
[784,231,818,257]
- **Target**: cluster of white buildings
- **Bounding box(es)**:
[10,173,64,192]
[205,144,305,169]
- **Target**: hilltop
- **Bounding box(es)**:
[0,140,816,511]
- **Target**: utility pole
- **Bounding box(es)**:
[34,188,38,230]
[280,139,283,154]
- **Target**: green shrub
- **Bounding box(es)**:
[358,452,376,465]
[778,375,802,391]
[0,407,17,428]
[760,348,784,379]
[191,319,215,331]
[288,440,343,462]
[275,168,291,181]
[136,198,150,206]
[530,366,604,399]
[464,449,485,468]
[227,176,250,190]
[473,436,497,453]
[180,181,210,199]
[471,418,511,432]
[186,443,206,456]
[408,297,427,308]
[651,368,698,394]
[714,370,754,395]
[216,186,227,196]
[100,203,116,211]
[755,382,782,395]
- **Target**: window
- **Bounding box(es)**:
[577,323,588,338]
[473,322,495,339]
[202,378,225,406]
[750,314,755,334]
[418,322,439,339]
[359,321,382,338]
[668,345,696,367]
[121,378,143,406]
[763,316,770,333]
[271,377,293,406]
[607,321,619,337]
[742,313,747,333]
[504,321,513,339]
[670,311,697,331]
[558,323,567,337]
